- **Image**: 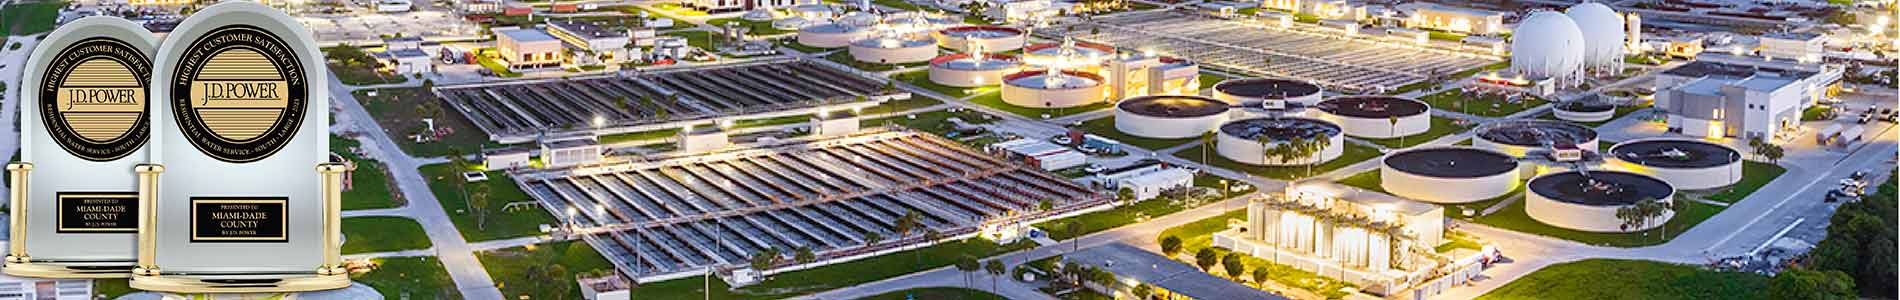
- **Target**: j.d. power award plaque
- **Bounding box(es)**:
[134,1,346,292]
[8,16,158,278]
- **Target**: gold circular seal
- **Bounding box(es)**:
[38,37,152,162]
[169,25,307,163]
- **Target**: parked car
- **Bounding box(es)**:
[1084,164,1107,173]
[1827,188,1859,202]
[1052,136,1073,145]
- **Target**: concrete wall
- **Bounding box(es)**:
[1317,112,1430,139]
[1216,131,1344,166]
[1114,110,1226,139]
[849,44,937,64]
[1381,161,1519,203]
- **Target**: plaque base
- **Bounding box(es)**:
[129,272,349,293]
[3,259,136,278]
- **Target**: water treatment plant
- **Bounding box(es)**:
[1315,95,1432,139]
[1606,138,1745,190]
[1113,95,1230,139]
[1381,147,1521,204]
[1525,170,1678,232]
[1215,117,1344,166]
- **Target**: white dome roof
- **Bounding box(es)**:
[1566,2,1625,72]
[1511,11,1586,82]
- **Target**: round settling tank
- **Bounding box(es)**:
[1022,41,1114,73]
[1474,120,1601,157]
[1115,95,1232,139]
[1526,170,1676,232]
[1215,117,1345,166]
[1553,100,1616,122]
[928,53,1023,87]
[1381,147,1521,203]
[797,23,870,48]
[1000,70,1108,109]
[1606,138,1743,190]
[849,36,939,64]
[1212,78,1323,106]
[1315,96,1431,139]
[933,25,1027,52]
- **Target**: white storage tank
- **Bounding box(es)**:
[1314,96,1431,139]
[797,23,871,48]
[1474,120,1601,157]
[1605,138,1744,190]
[932,25,1027,52]
[928,53,1023,87]
[1525,170,1676,232]
[1381,147,1521,203]
[849,35,939,64]
[1211,78,1323,106]
[1115,95,1232,139]
[1215,117,1344,166]
[1000,70,1108,109]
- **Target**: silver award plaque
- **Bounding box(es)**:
[7,16,158,278]
[133,1,346,292]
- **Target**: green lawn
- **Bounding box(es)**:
[1478,259,1768,300]
[964,92,1111,119]
[893,70,999,99]
[649,2,709,16]
[1474,195,1724,247]
[0,1,63,36]
[861,108,996,137]
[1449,61,1512,81]
[1426,29,1467,42]
[1802,104,1835,121]
[1158,209,1353,299]
[473,48,524,78]
[778,39,837,54]
[663,30,720,50]
[825,50,934,72]
[1072,116,1198,150]
[1703,161,1787,203]
[1355,116,1472,148]
[1172,142,1382,180]
[1419,89,1548,118]
[1034,174,1242,240]
[853,287,1008,300]
[600,128,682,144]
[630,238,1032,300]
[93,279,136,300]
[707,17,794,35]
[420,163,557,242]
[329,63,408,86]
[1198,73,1227,90]
[480,241,615,300]
[354,257,462,300]
[333,135,402,210]
[355,87,503,158]
[870,96,945,114]
[1335,169,1519,219]
[342,216,433,254]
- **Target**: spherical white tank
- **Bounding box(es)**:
[1511,11,1586,83]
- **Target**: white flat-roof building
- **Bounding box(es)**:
[1398,3,1504,35]
[990,139,1086,171]
[1213,183,1490,297]
[1655,56,1840,140]
[684,0,796,13]
[542,138,604,168]
[547,19,633,66]
[376,48,435,75]
[484,147,533,170]
[1758,32,1826,63]
[1116,168,1193,201]
[457,0,502,13]
[496,28,563,70]
[1106,54,1201,100]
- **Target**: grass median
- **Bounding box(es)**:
[1478,259,1767,300]
[420,163,557,242]
[343,216,433,254]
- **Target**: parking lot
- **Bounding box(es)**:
[435,59,894,141]
[518,131,1107,278]
[1050,10,1500,93]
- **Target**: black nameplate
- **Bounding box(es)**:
[190,197,288,242]
[56,192,138,233]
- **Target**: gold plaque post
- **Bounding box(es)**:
[6,162,31,265]
[133,164,163,277]
[315,162,348,276]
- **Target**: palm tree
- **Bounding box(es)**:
[1616,197,1679,240]
[1251,267,1271,287]
[471,184,492,230]
[749,247,781,274]
[956,255,982,288]
[895,210,921,265]
[445,149,473,209]
[863,232,884,247]
[1201,131,1216,165]
[522,256,570,299]
[983,260,1006,293]
[793,246,816,270]
[1133,283,1155,300]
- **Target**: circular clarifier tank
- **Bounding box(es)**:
[1474,119,1601,157]
[1000,70,1108,109]
[1526,170,1676,232]
[928,53,1023,87]
[797,23,871,48]
[1605,138,1743,190]
[1215,117,1344,166]
[848,35,939,64]
[1115,95,1231,139]
[1381,147,1521,203]
[933,25,1027,52]
[1314,96,1431,139]
[1212,78,1323,106]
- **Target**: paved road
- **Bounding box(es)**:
[330,74,514,300]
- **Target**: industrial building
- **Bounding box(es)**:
[1397,3,1504,35]
[1116,168,1194,201]
[1525,170,1676,232]
[1105,54,1201,100]
[1652,58,1837,140]
[495,27,564,70]
[1215,183,1491,296]
[546,19,634,66]
[542,137,605,168]
[1757,32,1826,63]
[990,139,1088,171]
[520,131,1105,279]
[1066,242,1288,300]
[436,59,896,143]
